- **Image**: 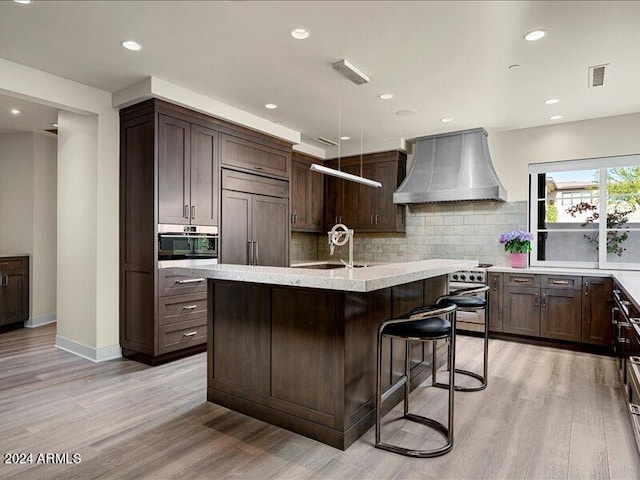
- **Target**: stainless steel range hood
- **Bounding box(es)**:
[393,128,507,204]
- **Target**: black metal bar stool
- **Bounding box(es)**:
[433,285,490,392]
[375,303,457,457]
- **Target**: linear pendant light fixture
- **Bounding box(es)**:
[309,58,381,188]
[309,163,382,187]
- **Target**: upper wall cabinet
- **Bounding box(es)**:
[291,152,324,233]
[220,133,291,180]
[158,115,219,226]
[324,151,406,232]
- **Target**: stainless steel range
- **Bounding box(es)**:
[448,263,492,333]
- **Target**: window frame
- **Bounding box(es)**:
[529,154,640,271]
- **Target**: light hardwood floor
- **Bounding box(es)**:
[1,324,639,480]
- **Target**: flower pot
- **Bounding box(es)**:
[508,253,528,269]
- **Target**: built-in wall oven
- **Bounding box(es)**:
[448,264,492,333]
[158,224,219,268]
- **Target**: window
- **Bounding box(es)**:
[530,155,640,270]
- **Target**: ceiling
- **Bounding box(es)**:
[0,93,58,134]
[1,1,639,152]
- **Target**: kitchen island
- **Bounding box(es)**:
[174,259,476,449]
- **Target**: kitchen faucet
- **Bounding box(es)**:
[328,223,354,269]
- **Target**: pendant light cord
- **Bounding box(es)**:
[338,78,341,173]
[360,86,363,177]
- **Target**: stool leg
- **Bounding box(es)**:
[431,341,437,386]
[404,340,410,416]
[483,307,489,384]
[375,330,383,446]
[447,325,456,443]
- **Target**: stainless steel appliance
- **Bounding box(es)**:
[448,264,492,333]
[158,224,218,268]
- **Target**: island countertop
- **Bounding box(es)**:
[173,258,477,292]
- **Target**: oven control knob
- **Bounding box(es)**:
[460,274,466,281]
[469,275,475,281]
[452,274,458,280]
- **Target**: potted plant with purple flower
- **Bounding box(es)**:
[499,230,533,268]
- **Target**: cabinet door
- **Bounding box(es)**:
[309,167,324,232]
[503,286,540,336]
[252,194,288,267]
[1,271,28,325]
[220,189,252,265]
[488,272,503,332]
[373,160,398,230]
[158,115,191,225]
[356,164,376,229]
[582,277,613,346]
[190,125,218,227]
[291,159,310,229]
[540,288,582,342]
[339,165,359,228]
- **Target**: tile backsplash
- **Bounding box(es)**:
[290,201,528,266]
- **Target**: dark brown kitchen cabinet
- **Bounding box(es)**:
[291,152,324,232]
[488,272,503,332]
[503,286,541,336]
[324,151,406,232]
[220,169,289,267]
[325,164,359,229]
[158,115,218,226]
[582,277,613,346]
[0,256,29,327]
[120,99,292,365]
[540,288,582,342]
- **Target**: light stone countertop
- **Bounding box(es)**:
[173,259,478,292]
[488,265,640,311]
[0,254,30,258]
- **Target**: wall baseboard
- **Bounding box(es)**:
[55,335,122,363]
[24,314,57,328]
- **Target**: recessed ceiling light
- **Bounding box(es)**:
[549,115,563,120]
[121,40,142,51]
[265,103,278,110]
[544,98,560,105]
[10,108,21,115]
[396,109,418,116]
[440,118,453,123]
[51,123,58,127]
[340,136,350,141]
[378,93,394,100]
[524,30,547,42]
[14,0,31,4]
[291,28,309,40]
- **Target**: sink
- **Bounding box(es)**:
[293,263,368,270]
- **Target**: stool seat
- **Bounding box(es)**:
[436,295,486,309]
[382,317,450,338]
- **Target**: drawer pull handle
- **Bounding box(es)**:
[514,279,529,283]
[183,331,198,337]
[183,305,198,310]
[630,318,640,325]
[630,404,640,416]
[551,280,570,285]
[630,356,640,365]
[175,278,205,284]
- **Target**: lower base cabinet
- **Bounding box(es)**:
[0,256,29,328]
[491,272,612,348]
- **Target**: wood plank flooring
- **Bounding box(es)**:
[1,324,639,480]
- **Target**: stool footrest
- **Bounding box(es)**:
[433,368,487,392]
[376,413,453,458]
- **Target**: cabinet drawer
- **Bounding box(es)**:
[0,257,28,271]
[222,169,288,198]
[505,273,539,288]
[541,275,582,291]
[159,293,207,326]
[159,318,207,355]
[159,270,207,297]
[220,134,290,179]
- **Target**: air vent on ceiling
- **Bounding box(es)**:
[314,136,338,147]
[589,64,608,87]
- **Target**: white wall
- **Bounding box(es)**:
[0,132,57,325]
[490,112,640,201]
[56,111,98,350]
